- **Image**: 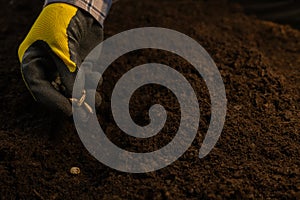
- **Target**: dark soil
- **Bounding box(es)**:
[1,0,299,199]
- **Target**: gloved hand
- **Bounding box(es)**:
[18,3,103,120]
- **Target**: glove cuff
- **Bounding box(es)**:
[44,0,112,27]
[18,3,78,72]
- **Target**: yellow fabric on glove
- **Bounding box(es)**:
[18,3,78,72]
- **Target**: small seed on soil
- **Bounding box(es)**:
[70,167,80,175]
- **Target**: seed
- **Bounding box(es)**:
[70,167,80,175]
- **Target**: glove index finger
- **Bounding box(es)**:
[21,52,73,116]
[80,61,103,90]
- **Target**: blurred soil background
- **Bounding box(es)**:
[0,0,299,199]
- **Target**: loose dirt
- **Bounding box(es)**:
[0,0,299,199]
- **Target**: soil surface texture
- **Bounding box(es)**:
[0,0,299,199]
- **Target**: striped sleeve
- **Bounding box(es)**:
[44,0,112,27]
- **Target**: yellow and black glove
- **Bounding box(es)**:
[18,3,103,119]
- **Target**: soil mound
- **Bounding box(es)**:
[0,0,299,199]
